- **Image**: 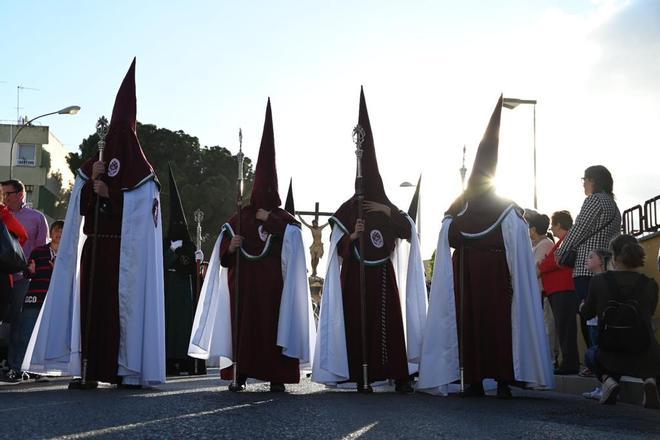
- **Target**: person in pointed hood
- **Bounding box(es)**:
[284,178,295,215]
[188,99,315,393]
[23,58,166,389]
[418,96,554,397]
[312,88,428,393]
[163,163,205,376]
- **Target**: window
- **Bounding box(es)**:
[24,185,34,208]
[17,144,36,166]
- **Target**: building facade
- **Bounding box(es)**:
[0,123,75,222]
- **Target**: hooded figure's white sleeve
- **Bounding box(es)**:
[22,175,86,375]
[117,180,166,386]
[311,225,349,384]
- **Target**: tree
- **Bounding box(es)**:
[67,122,254,257]
[45,171,72,220]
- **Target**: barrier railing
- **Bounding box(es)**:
[623,195,660,237]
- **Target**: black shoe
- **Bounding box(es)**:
[357,383,374,393]
[496,382,512,399]
[0,369,20,383]
[269,382,286,393]
[460,383,485,397]
[228,375,247,392]
[554,368,579,375]
[395,379,414,394]
[68,379,98,390]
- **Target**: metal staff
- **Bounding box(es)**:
[193,209,204,302]
[193,208,204,375]
[228,129,244,392]
[459,242,465,394]
[352,124,370,392]
[81,116,109,388]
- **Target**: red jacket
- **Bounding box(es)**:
[1,204,28,288]
[539,237,575,295]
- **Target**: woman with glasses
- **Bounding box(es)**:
[555,165,621,350]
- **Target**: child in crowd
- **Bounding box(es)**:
[581,249,611,399]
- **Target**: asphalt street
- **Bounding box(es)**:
[1,371,659,439]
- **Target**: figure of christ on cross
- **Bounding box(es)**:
[297,202,333,278]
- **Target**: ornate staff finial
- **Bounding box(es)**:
[194,209,204,250]
[352,124,365,178]
[460,144,467,190]
[193,208,204,224]
[96,116,109,154]
[237,128,245,194]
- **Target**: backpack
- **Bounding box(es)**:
[598,272,652,354]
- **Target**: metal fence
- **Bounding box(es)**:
[622,194,660,237]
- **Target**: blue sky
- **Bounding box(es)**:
[2,0,658,264]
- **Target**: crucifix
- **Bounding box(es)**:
[296,202,333,278]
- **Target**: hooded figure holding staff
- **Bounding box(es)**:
[188,99,315,392]
[417,95,554,397]
[23,58,165,389]
[164,163,205,376]
[312,87,427,393]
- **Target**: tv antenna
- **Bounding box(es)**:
[17,85,40,123]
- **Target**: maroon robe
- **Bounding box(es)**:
[334,197,411,383]
[448,192,516,384]
[79,179,123,384]
[219,207,300,383]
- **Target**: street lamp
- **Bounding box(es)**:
[459,144,467,190]
[9,105,81,180]
[400,179,421,238]
[502,97,537,209]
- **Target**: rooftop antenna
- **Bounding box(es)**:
[17,85,40,123]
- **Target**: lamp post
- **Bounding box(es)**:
[9,105,81,180]
[400,180,421,238]
[502,97,537,209]
[459,144,467,190]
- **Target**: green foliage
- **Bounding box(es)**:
[66,122,254,256]
[45,171,71,220]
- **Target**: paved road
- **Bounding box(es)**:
[1,371,659,439]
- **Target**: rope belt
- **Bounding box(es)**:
[463,245,505,253]
[87,234,121,239]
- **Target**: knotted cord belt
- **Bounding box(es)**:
[86,234,121,239]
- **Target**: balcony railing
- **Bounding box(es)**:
[622,195,660,238]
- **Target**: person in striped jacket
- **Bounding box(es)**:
[11,220,64,382]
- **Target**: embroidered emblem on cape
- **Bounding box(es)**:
[258,225,269,242]
[152,199,159,227]
[370,229,384,248]
[107,158,121,177]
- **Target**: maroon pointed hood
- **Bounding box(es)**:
[466,94,502,195]
[355,87,391,205]
[249,98,281,210]
[80,58,154,190]
[333,87,398,230]
[446,94,520,234]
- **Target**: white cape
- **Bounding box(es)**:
[188,224,316,373]
[22,174,166,386]
[311,215,428,384]
[417,209,554,394]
